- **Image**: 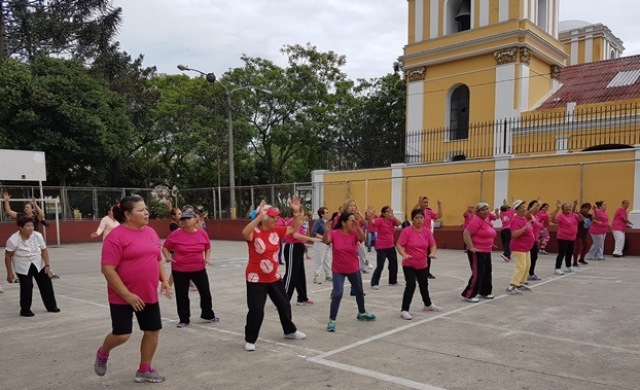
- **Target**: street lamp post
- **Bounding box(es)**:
[177,64,271,219]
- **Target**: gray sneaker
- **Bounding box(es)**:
[134,369,165,383]
[94,349,108,376]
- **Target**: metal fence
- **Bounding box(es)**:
[0,183,315,222]
[406,103,640,163]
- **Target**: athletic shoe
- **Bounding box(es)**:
[578,260,589,265]
[400,311,413,320]
[517,284,531,291]
[244,342,256,351]
[284,330,306,340]
[325,277,333,282]
[356,312,377,321]
[20,310,34,317]
[135,369,165,383]
[296,300,314,306]
[564,267,575,273]
[47,307,61,313]
[94,349,108,376]
[423,304,442,312]
[501,254,511,262]
[613,254,623,258]
[371,285,380,290]
[327,320,336,332]
[527,274,540,281]
[554,269,564,275]
[361,269,369,274]
[205,317,220,323]
[176,322,188,328]
[388,282,401,287]
[0,286,4,293]
[313,275,322,284]
[539,250,548,255]
[479,294,495,299]
[506,285,523,294]
[427,273,436,279]
[462,296,479,303]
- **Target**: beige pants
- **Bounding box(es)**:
[510,251,531,286]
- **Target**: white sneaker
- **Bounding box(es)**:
[423,304,442,312]
[284,330,306,340]
[554,269,564,275]
[400,311,413,320]
[462,296,479,303]
[564,267,575,273]
[506,285,523,294]
[479,294,495,299]
[244,342,256,352]
[371,285,380,290]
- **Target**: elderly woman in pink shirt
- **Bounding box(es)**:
[461,202,497,303]
[505,200,537,294]
[612,200,633,257]
[586,201,608,261]
[551,200,584,275]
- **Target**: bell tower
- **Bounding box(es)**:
[402,0,569,162]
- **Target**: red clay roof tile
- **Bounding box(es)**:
[538,54,640,109]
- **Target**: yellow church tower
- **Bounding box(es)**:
[401,0,569,162]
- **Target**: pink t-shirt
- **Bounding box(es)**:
[612,207,629,231]
[500,209,515,229]
[531,214,543,239]
[464,215,497,253]
[373,217,397,249]
[245,226,286,283]
[538,210,550,228]
[422,208,438,227]
[555,213,580,240]
[590,209,609,235]
[101,225,162,305]
[396,226,436,270]
[329,229,360,274]
[163,228,211,272]
[462,211,474,229]
[510,216,535,252]
[283,219,305,244]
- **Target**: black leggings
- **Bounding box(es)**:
[555,239,574,269]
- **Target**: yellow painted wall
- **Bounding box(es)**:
[592,37,603,62]
[509,0,522,20]
[408,0,416,44]
[322,169,391,214]
[322,150,636,226]
[578,39,585,65]
[527,56,553,109]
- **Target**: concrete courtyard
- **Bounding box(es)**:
[1,241,638,390]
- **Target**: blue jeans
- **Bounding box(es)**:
[371,247,398,286]
[330,271,366,320]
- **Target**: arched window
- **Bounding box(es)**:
[446,0,471,35]
[610,49,617,59]
[537,0,547,31]
[449,85,470,140]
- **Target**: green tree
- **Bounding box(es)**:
[0,55,132,187]
[0,0,121,61]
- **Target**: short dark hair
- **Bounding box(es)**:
[581,202,592,209]
[380,206,390,215]
[595,200,604,208]
[17,216,35,227]
[411,209,424,220]
[113,195,144,223]
[317,207,328,218]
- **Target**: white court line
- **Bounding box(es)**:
[310,358,447,390]
[306,271,588,389]
[443,317,640,356]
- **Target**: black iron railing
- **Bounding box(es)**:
[405,103,640,163]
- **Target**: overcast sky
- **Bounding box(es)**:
[111,0,640,80]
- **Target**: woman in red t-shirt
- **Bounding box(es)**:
[241,198,306,352]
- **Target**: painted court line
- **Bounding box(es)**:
[306,270,586,389]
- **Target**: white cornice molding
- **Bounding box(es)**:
[401,29,568,68]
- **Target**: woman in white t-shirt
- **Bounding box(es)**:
[4,216,60,317]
